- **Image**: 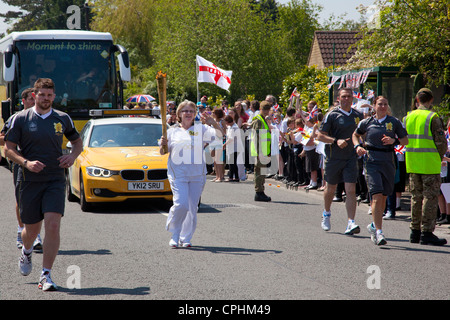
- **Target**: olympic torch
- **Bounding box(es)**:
[156,71,168,154]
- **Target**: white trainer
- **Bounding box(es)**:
[169,239,178,248]
[180,241,192,248]
[33,234,43,252]
[345,221,360,235]
[18,250,32,276]
[367,223,387,245]
[321,211,331,231]
[38,271,58,291]
[375,231,387,246]
[367,222,376,243]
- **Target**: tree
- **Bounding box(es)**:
[91,0,323,103]
[91,0,155,69]
[0,0,89,34]
[249,0,280,23]
[93,0,300,102]
[347,0,450,89]
[277,0,321,69]
[146,0,294,101]
[279,65,331,112]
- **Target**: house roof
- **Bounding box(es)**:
[308,31,362,69]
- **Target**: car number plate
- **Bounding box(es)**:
[128,182,163,191]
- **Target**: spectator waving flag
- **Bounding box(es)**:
[367,90,375,100]
[395,145,406,155]
[310,106,318,118]
[353,91,363,99]
[308,106,319,121]
[289,87,298,101]
[196,55,232,91]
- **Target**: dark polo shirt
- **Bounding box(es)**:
[320,107,363,160]
[356,115,407,162]
[6,107,79,181]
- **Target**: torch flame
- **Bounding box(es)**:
[156,70,167,79]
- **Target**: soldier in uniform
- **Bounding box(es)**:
[250,100,272,202]
[404,88,447,245]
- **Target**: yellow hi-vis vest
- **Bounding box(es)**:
[405,109,441,174]
[250,114,271,157]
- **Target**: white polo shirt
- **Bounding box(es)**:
[166,123,218,180]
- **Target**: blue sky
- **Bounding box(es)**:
[278,0,375,23]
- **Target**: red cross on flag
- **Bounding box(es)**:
[196,55,232,91]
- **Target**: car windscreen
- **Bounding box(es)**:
[89,123,162,148]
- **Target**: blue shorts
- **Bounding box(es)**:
[324,156,358,185]
[18,178,65,224]
[364,160,395,197]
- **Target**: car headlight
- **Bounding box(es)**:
[86,166,119,178]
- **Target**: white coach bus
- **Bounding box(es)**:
[0,30,131,161]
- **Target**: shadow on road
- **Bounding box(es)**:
[58,249,112,256]
[188,245,282,255]
[75,199,171,214]
[57,286,150,296]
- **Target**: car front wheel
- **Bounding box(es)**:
[66,171,77,202]
[80,175,94,212]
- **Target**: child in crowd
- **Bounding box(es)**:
[292,118,308,187]
[300,116,319,190]
[284,117,298,186]
[223,115,240,182]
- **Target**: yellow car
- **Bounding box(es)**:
[66,113,172,211]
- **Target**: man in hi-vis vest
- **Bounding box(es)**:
[405,88,447,246]
[250,101,272,202]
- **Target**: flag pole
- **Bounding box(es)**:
[195,56,200,102]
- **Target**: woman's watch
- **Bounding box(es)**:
[23,160,28,167]
[354,144,361,149]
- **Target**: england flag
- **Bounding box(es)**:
[196,55,232,91]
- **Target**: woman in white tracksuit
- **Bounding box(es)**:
[160,100,223,248]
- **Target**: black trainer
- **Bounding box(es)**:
[255,192,271,202]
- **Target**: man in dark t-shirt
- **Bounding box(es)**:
[5,78,82,291]
[317,87,363,235]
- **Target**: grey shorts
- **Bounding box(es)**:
[18,178,65,224]
[324,156,358,185]
[364,160,395,197]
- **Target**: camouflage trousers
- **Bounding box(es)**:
[254,164,266,193]
[253,155,275,193]
[409,173,440,232]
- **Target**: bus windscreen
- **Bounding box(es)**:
[15,40,116,118]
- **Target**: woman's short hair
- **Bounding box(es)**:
[176,100,196,121]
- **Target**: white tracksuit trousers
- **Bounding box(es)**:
[165,176,206,244]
